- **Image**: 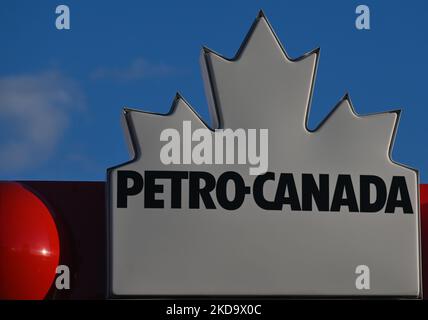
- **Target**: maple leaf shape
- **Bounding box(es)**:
[108,11,420,297]
[202,10,319,131]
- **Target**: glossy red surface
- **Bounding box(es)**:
[0,182,60,300]
[0,181,426,299]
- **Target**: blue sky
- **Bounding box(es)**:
[0,0,427,181]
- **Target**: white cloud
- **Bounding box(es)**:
[0,71,85,173]
[91,57,178,81]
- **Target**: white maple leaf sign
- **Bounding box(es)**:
[108,11,421,297]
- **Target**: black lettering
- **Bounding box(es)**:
[331,174,359,212]
[189,171,216,209]
[117,170,143,208]
[385,176,414,214]
[150,171,188,208]
[275,173,301,211]
[302,174,329,211]
[254,172,281,210]
[216,172,246,210]
[145,171,164,208]
[360,175,387,212]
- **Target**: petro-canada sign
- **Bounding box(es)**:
[107,12,421,297]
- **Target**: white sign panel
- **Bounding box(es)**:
[108,12,421,297]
